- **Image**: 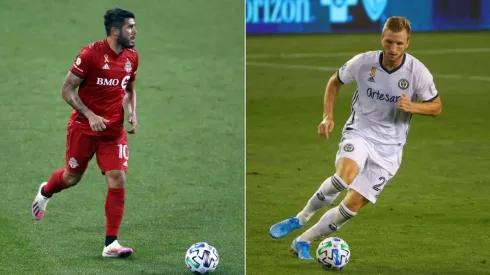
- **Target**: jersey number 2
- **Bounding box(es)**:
[372,177,386,191]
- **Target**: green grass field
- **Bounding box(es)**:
[0,1,243,274]
[246,32,490,274]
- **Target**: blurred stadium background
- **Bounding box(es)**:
[0,1,244,274]
[246,0,490,274]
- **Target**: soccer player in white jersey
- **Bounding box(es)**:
[269,16,442,260]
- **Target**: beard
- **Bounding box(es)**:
[117,34,134,49]
[384,51,403,62]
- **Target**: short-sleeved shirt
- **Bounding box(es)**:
[337,51,438,148]
[69,38,139,136]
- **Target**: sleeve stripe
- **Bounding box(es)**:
[423,94,439,102]
[336,70,344,84]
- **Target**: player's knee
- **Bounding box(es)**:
[105,170,126,188]
[342,190,369,213]
[342,199,365,213]
[336,158,360,185]
[63,171,82,187]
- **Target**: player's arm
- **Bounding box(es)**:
[123,81,138,134]
[323,71,343,120]
[61,71,91,116]
[397,94,442,117]
[123,81,136,115]
[319,54,361,139]
[318,71,343,139]
[61,71,109,131]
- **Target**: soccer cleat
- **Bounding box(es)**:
[290,238,313,260]
[102,240,133,258]
[32,182,49,221]
[269,217,303,239]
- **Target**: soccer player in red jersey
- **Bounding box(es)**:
[31,8,139,258]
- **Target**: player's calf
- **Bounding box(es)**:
[297,201,358,243]
[32,169,83,221]
[102,172,130,258]
[104,170,127,255]
[296,174,348,225]
[42,169,81,198]
[296,190,368,243]
[63,171,83,187]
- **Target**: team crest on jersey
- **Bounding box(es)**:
[343,143,354,152]
[69,157,79,168]
[398,78,409,90]
[124,59,132,73]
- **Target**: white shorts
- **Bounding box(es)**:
[335,134,403,203]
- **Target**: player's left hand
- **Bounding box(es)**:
[396,93,412,113]
[126,113,138,134]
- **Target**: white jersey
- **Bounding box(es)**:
[337,51,438,151]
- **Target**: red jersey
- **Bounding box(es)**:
[69,38,139,136]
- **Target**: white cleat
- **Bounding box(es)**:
[102,240,133,258]
[32,182,49,221]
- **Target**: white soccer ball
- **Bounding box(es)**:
[185,242,220,274]
[316,237,351,270]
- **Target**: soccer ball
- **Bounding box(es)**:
[185,242,220,274]
[316,237,351,270]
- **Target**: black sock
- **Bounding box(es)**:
[105,236,117,247]
[40,186,51,198]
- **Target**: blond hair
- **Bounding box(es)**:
[383,16,411,36]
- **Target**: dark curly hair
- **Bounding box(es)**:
[104,8,135,36]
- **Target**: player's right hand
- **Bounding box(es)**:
[318,117,334,139]
[88,114,109,132]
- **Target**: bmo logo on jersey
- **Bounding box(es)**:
[96,78,120,86]
[96,75,131,89]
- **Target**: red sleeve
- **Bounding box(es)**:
[70,47,95,79]
[129,52,139,82]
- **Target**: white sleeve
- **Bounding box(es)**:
[415,64,439,102]
[337,54,363,85]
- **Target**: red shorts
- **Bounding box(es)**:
[65,125,129,174]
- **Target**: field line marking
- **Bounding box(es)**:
[246,62,490,82]
[247,48,490,59]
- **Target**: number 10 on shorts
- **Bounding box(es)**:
[118,144,129,160]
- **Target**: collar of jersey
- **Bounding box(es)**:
[104,38,124,59]
[378,52,406,74]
